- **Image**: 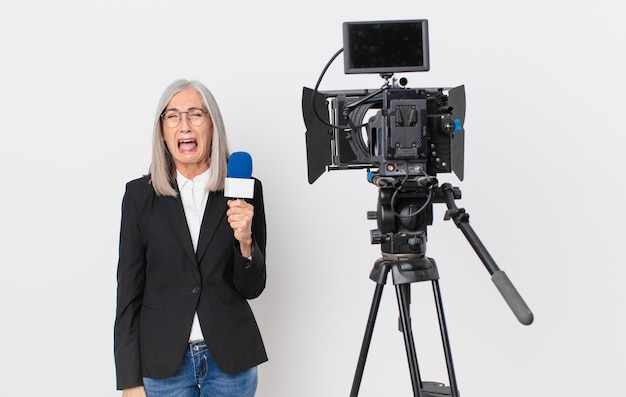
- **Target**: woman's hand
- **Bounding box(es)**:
[122,386,146,397]
[226,199,254,258]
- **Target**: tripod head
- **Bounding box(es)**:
[368,177,461,260]
[367,177,533,325]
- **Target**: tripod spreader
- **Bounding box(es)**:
[351,256,459,397]
[440,183,534,325]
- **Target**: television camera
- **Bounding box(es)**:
[301,19,533,397]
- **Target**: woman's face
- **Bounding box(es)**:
[162,88,213,179]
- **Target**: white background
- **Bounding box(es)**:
[1,1,624,396]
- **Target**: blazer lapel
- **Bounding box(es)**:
[196,190,227,263]
[160,193,198,268]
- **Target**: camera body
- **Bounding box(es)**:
[303,84,465,184]
[303,19,465,185]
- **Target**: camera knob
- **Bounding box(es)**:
[441,116,455,134]
[370,229,382,244]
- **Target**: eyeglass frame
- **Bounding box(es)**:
[160,107,210,128]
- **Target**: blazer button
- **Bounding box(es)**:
[191,286,200,294]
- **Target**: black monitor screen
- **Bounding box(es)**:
[343,19,430,74]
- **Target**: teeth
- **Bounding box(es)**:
[178,139,197,148]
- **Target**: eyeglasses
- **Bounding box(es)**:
[161,108,209,128]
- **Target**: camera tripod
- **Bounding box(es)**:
[349,183,533,397]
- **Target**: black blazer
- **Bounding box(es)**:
[114,175,268,390]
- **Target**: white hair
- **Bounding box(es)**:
[149,79,230,196]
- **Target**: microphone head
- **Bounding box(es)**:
[227,151,252,178]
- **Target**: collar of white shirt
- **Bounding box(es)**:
[176,168,212,192]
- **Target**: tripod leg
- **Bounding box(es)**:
[396,283,423,397]
[350,282,385,397]
[432,280,460,397]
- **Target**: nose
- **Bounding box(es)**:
[179,112,192,131]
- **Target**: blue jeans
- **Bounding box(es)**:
[143,341,257,397]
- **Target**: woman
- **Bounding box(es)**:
[114,79,268,397]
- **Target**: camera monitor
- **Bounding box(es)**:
[343,19,430,74]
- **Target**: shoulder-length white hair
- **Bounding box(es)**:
[149,79,230,196]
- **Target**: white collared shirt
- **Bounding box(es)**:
[177,169,211,252]
[176,168,211,341]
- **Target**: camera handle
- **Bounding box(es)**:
[440,183,534,326]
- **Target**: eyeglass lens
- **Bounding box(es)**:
[163,109,207,127]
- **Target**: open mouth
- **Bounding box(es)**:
[178,139,198,152]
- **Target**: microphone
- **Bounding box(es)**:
[224,151,254,199]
